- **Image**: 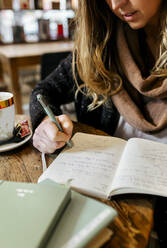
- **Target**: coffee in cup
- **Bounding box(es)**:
[0,92,15,141]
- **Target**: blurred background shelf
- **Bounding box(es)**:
[0,0,77,44]
[0,0,77,116]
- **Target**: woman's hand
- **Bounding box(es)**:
[33,114,73,153]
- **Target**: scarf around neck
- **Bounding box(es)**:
[111,22,167,133]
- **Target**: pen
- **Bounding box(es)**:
[37,94,73,148]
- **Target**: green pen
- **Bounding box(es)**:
[37,94,73,148]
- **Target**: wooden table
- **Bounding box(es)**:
[0,41,73,114]
[0,115,154,248]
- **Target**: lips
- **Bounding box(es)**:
[124,11,137,17]
[120,10,138,21]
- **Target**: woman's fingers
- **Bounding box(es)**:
[34,137,65,153]
[57,114,73,136]
[32,114,73,153]
[44,115,73,142]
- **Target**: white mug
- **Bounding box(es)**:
[0,92,15,141]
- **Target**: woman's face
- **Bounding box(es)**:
[105,0,162,30]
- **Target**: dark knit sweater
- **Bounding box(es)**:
[30,54,119,135]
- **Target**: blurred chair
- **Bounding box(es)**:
[40,51,71,80]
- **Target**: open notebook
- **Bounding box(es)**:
[39,132,167,199]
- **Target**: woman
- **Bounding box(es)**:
[30,0,167,152]
[30,1,167,245]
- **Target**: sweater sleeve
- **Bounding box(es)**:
[30,53,76,131]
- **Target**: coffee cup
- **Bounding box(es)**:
[0,92,15,141]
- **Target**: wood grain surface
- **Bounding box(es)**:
[0,116,154,248]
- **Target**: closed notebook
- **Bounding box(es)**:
[0,180,71,248]
[45,190,117,248]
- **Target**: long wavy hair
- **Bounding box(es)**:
[153,1,167,76]
[72,0,167,110]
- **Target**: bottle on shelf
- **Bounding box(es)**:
[38,18,50,41]
[20,0,30,9]
[12,25,25,42]
[12,0,34,10]
[71,0,78,9]
[51,1,60,10]
[68,17,75,40]
[12,12,25,43]
[57,22,64,40]
[34,0,43,9]
[66,0,71,9]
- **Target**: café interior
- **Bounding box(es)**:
[0,1,163,248]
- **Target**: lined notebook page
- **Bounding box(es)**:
[111,138,167,196]
[38,132,126,199]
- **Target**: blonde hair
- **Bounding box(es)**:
[153,2,167,76]
[72,0,167,109]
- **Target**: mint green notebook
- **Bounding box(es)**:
[0,180,71,248]
[46,190,117,248]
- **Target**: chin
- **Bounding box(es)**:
[128,22,146,30]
